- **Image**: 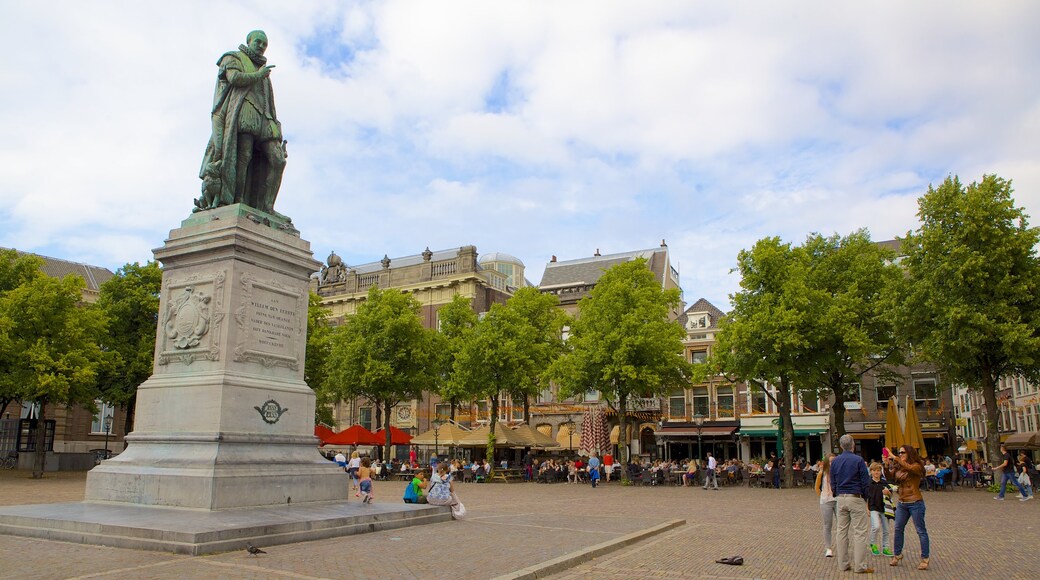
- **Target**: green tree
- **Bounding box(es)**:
[0,274,110,478]
[702,237,808,488]
[0,250,45,417]
[324,286,445,459]
[503,287,568,422]
[451,303,533,460]
[898,174,1040,463]
[305,292,335,426]
[435,294,479,422]
[94,261,162,433]
[795,231,903,439]
[550,259,690,483]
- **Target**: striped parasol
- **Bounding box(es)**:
[591,407,611,455]
[577,406,595,456]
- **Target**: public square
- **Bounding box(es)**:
[1,470,1036,579]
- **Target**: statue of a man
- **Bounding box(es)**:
[197,30,286,214]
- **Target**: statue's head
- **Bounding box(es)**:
[246,30,268,55]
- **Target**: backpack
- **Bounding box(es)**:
[403,479,419,503]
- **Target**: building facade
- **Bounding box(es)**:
[313,245,515,440]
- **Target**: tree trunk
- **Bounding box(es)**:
[779,377,795,488]
[618,392,629,484]
[488,393,499,462]
[383,399,393,463]
[831,385,847,443]
[32,401,46,479]
[523,395,530,423]
[123,392,136,434]
[980,373,1002,467]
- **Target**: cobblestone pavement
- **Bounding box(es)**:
[1,470,1036,579]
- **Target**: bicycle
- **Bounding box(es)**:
[2,451,17,469]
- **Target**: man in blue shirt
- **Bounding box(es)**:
[830,434,873,574]
[587,453,601,488]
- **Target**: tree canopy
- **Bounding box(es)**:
[550,259,690,483]
[0,270,110,477]
[898,174,1040,462]
[305,292,334,426]
[323,286,446,459]
[94,261,162,433]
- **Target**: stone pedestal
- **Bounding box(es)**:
[85,205,342,509]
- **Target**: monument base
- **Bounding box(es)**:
[0,501,450,555]
[84,204,341,509]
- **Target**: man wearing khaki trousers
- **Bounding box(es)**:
[830,434,873,574]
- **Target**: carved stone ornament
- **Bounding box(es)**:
[157,272,226,365]
[255,399,288,424]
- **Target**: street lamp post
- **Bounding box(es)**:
[433,420,442,460]
[566,415,576,455]
[693,413,705,461]
[103,415,113,460]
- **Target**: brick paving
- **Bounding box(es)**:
[1,469,1036,579]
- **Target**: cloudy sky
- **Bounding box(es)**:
[2,1,1038,309]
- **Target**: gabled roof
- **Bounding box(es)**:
[682,298,727,330]
[538,247,666,288]
[7,248,114,293]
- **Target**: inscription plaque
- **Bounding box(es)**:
[234,274,303,370]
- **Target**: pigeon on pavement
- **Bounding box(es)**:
[247,544,267,556]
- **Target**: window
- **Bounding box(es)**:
[843,383,862,409]
[876,384,897,407]
[435,404,451,423]
[914,379,938,402]
[475,400,489,423]
[690,350,707,364]
[751,388,768,414]
[668,390,686,419]
[359,407,373,431]
[19,401,40,420]
[512,397,524,421]
[537,387,553,404]
[90,401,116,434]
[581,390,600,402]
[716,386,734,417]
[499,394,510,420]
[800,391,819,413]
[692,386,709,417]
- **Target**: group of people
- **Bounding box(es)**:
[814,438,1038,574]
[818,434,936,573]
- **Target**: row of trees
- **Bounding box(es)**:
[0,250,161,478]
[313,260,692,482]
[700,174,1040,486]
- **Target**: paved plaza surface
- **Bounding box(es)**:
[0,469,1036,579]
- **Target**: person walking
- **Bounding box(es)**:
[830,434,873,574]
[703,452,719,490]
[1017,452,1034,499]
[603,452,614,483]
[588,452,601,487]
[347,451,362,496]
[814,453,837,558]
[886,445,930,570]
[769,452,782,489]
[994,443,1032,501]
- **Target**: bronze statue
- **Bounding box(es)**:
[196,30,286,214]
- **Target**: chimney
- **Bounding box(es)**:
[661,239,667,247]
[550,255,557,263]
[594,248,601,257]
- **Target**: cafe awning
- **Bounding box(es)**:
[738,428,823,437]
[658,426,738,437]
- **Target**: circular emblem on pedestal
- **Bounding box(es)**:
[255,399,289,424]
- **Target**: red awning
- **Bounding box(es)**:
[325,425,381,446]
[657,426,737,437]
[314,424,336,446]
[373,426,413,446]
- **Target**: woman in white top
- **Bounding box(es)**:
[347,451,362,496]
[814,453,838,558]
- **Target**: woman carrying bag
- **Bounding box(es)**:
[426,463,467,519]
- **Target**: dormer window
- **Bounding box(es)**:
[686,313,710,330]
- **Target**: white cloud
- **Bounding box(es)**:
[2,1,1039,310]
